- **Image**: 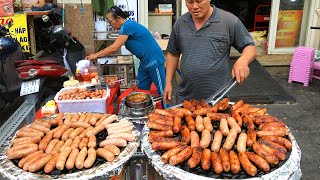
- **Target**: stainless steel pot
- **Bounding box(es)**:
[125,101,154,117]
[125,92,162,109]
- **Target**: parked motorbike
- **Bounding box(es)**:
[0,23,24,113]
[0,17,85,115]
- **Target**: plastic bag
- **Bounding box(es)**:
[249,30,267,47]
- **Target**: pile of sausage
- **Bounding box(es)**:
[58,88,107,100]
[147,99,292,177]
[7,112,135,174]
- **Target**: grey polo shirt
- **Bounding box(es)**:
[167,5,254,103]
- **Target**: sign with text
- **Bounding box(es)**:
[0,14,30,52]
[275,10,303,48]
[116,0,138,22]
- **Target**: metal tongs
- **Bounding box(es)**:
[205,77,237,105]
[171,77,237,108]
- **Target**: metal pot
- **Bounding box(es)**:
[125,101,154,117]
[125,92,162,109]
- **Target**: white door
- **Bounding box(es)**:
[268,0,311,54]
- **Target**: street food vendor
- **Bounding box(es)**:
[163,0,256,104]
[86,6,168,108]
[20,0,54,11]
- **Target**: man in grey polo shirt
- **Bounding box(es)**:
[163,0,256,104]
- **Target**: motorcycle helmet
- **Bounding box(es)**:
[0,37,18,62]
[50,25,74,48]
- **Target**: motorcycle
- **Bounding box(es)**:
[0,18,85,117]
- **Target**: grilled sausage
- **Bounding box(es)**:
[79,126,94,138]
[207,113,230,121]
[53,124,71,139]
[52,140,65,153]
[56,146,72,170]
[232,111,243,127]
[237,133,248,153]
[190,131,200,148]
[65,149,80,170]
[18,150,43,168]
[238,152,257,176]
[148,135,179,143]
[169,146,193,166]
[151,141,185,151]
[185,115,196,131]
[149,118,173,126]
[181,125,191,144]
[211,130,223,152]
[103,144,121,156]
[64,112,72,123]
[28,153,52,172]
[243,115,255,130]
[252,142,279,165]
[155,109,173,118]
[147,121,172,131]
[71,136,81,150]
[201,149,211,170]
[223,128,238,151]
[44,153,59,173]
[16,131,44,138]
[227,117,241,134]
[246,129,256,148]
[79,138,89,149]
[173,116,182,133]
[256,130,287,137]
[211,151,223,174]
[220,118,229,136]
[161,144,187,164]
[75,147,88,169]
[61,128,75,141]
[231,100,244,112]
[45,139,59,154]
[29,123,50,134]
[218,98,229,110]
[187,147,202,168]
[229,150,240,174]
[245,152,270,172]
[12,136,41,145]
[203,117,213,132]
[149,130,173,137]
[195,116,205,132]
[183,100,196,112]
[262,136,292,150]
[88,135,97,148]
[84,147,96,168]
[60,139,73,151]
[96,148,115,161]
[199,129,211,149]
[38,132,53,152]
[100,138,127,147]
[219,147,230,172]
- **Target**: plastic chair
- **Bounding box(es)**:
[288,46,315,86]
[253,5,271,31]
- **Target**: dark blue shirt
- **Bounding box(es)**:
[119,19,165,69]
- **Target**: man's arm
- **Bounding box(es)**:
[232,45,256,83]
[86,35,128,60]
[163,52,180,104]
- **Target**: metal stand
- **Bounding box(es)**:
[0,100,35,146]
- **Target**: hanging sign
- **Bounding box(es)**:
[0,14,30,52]
[116,0,138,22]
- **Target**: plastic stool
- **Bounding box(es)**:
[288,46,315,86]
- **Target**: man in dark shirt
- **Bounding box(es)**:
[163,0,256,104]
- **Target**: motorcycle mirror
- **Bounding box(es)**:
[7,21,12,28]
[42,15,49,22]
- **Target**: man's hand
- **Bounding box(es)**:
[232,59,250,84]
[85,53,98,61]
[163,83,173,104]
